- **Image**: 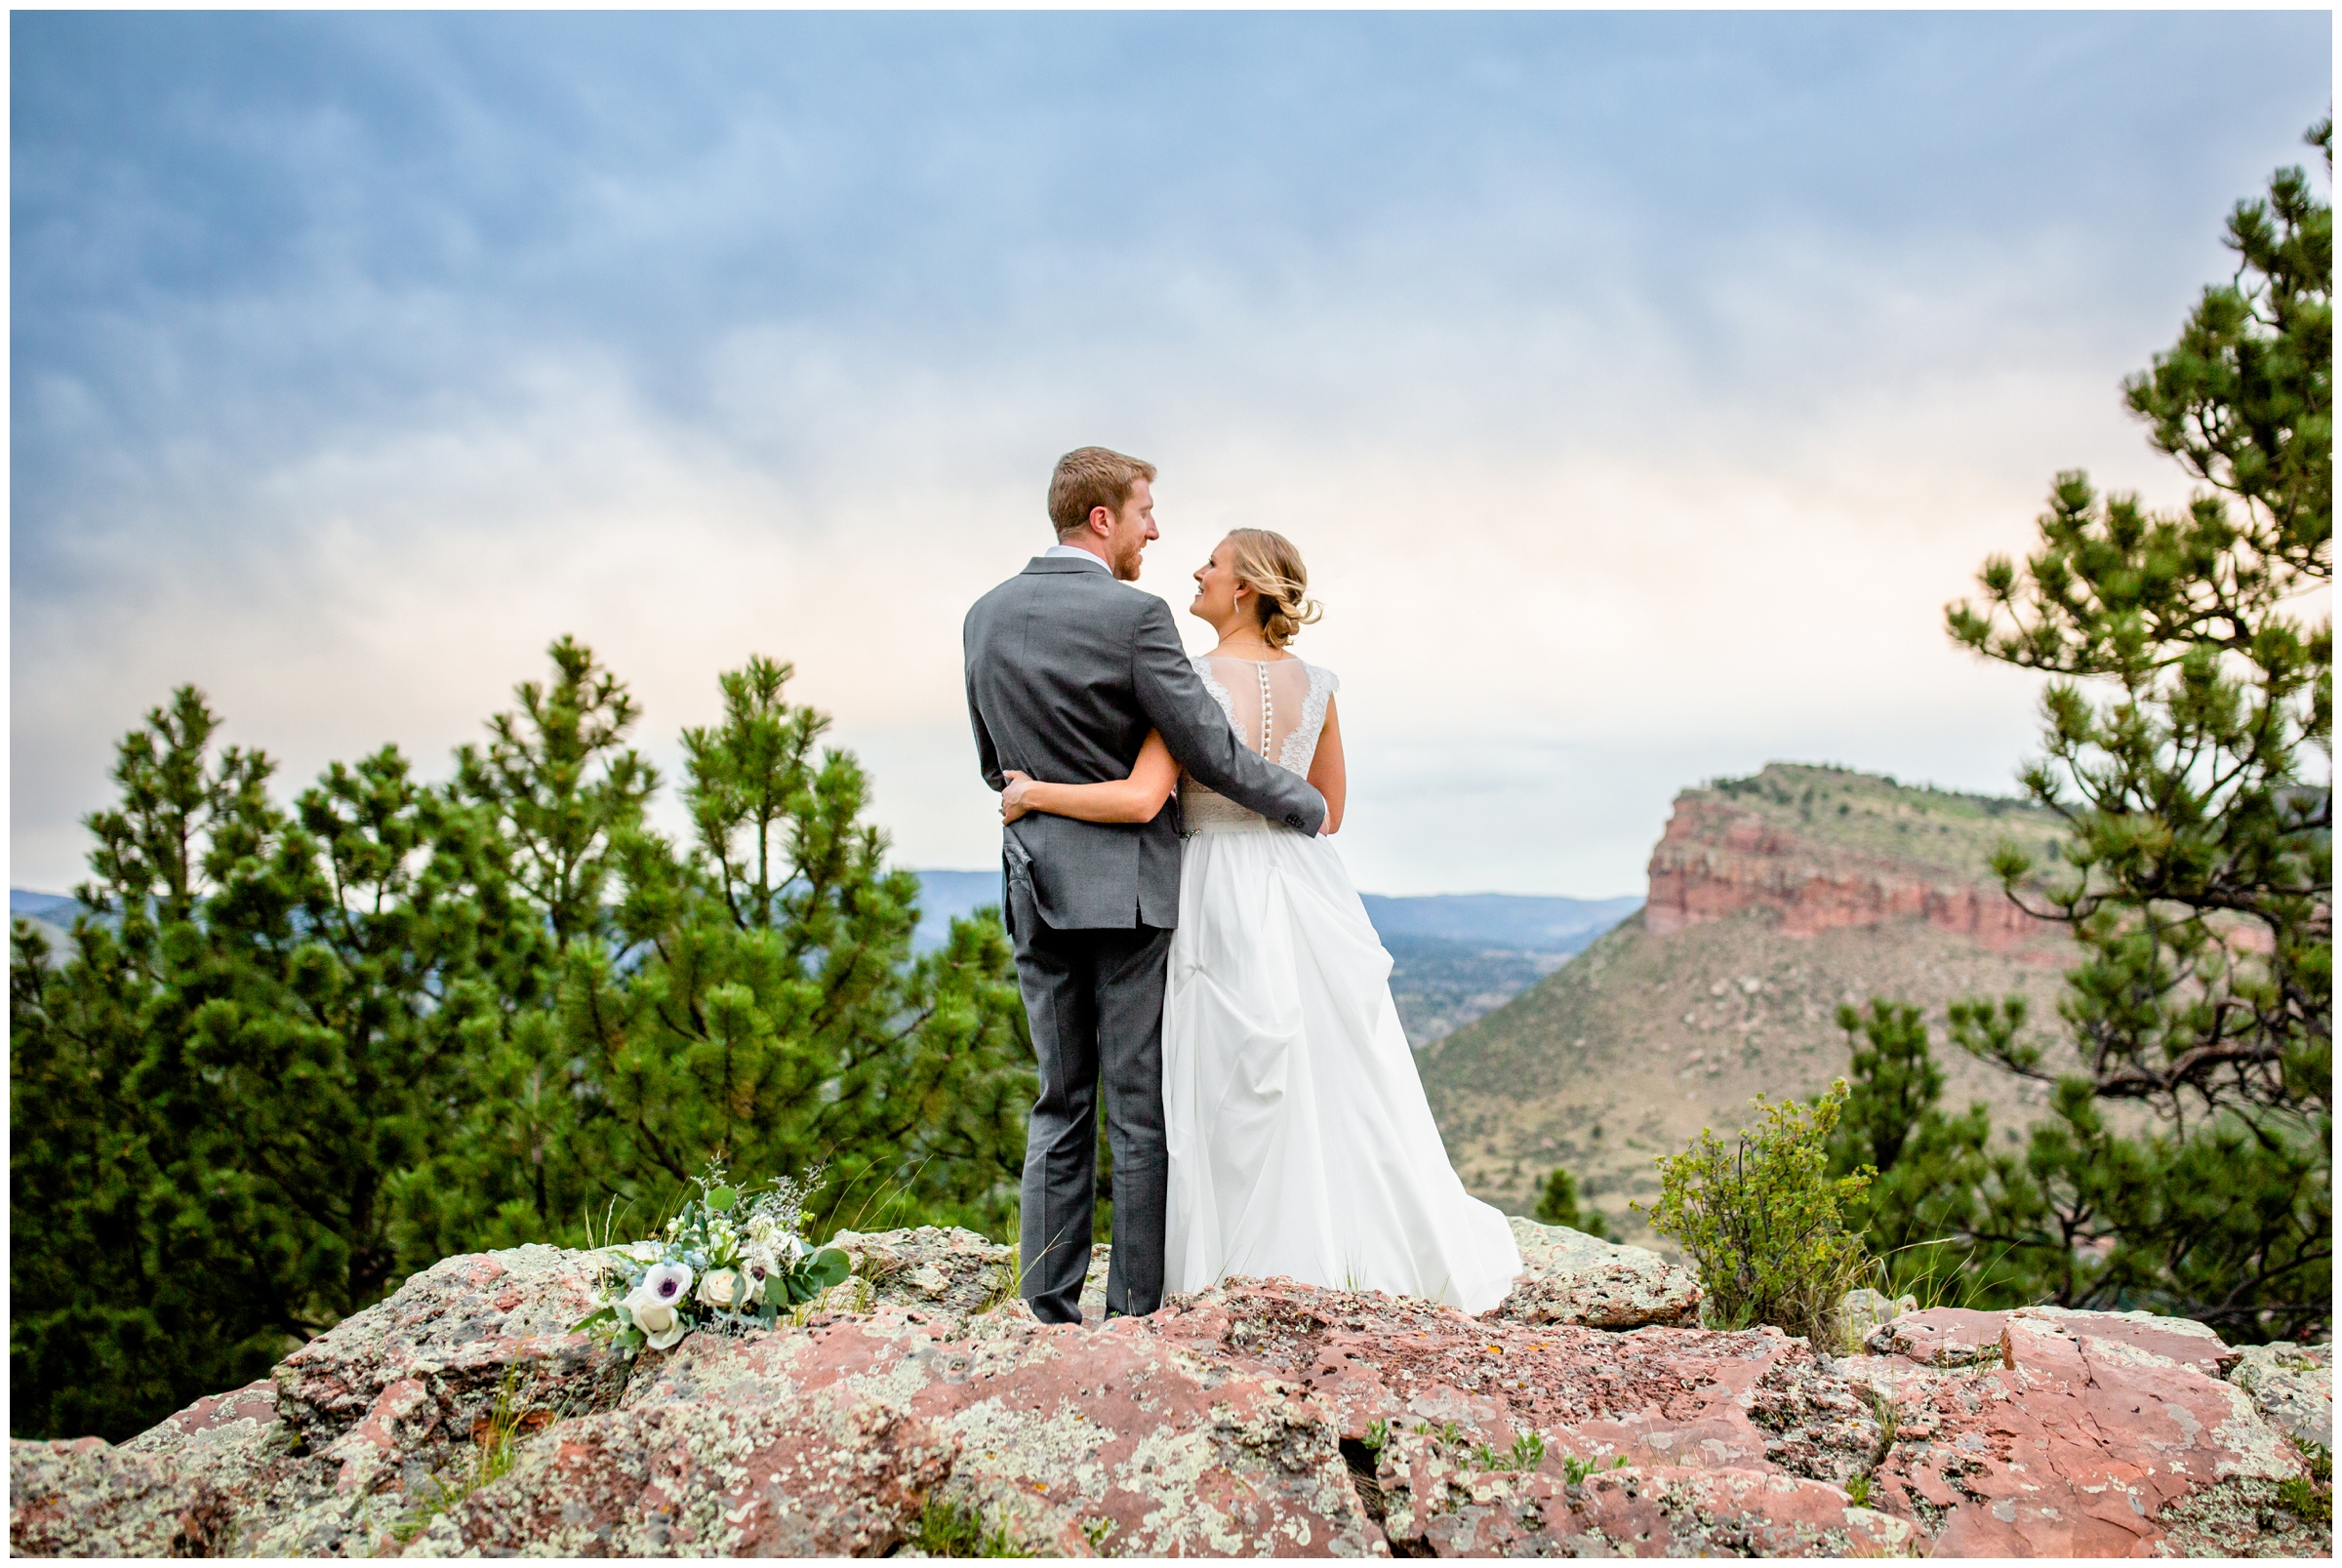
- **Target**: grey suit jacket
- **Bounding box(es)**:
[965,556,1329,931]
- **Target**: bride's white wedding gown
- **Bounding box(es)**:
[1164,654,1523,1313]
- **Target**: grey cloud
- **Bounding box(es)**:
[11,10,2331,893]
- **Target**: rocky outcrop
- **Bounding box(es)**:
[1644,792,2053,951]
[2227,1342,2333,1451]
[1490,1216,1701,1329]
[12,1228,2329,1558]
[1840,1307,2323,1557]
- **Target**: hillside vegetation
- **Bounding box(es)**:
[1422,765,2083,1239]
[1695,764,2066,882]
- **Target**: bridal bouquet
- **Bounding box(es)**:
[572,1164,850,1355]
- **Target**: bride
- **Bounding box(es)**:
[1000,529,1523,1313]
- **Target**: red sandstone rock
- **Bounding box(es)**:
[1865,1306,2011,1366]
[2004,1303,2240,1378]
[1643,793,2054,951]
[409,1372,960,1555]
[11,1241,2329,1558]
[1141,1279,1877,1484]
[394,1303,1387,1556]
[1863,1309,2312,1557]
[1377,1448,1918,1558]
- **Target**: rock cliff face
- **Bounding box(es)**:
[11,1224,2327,1558]
[1421,765,2095,1229]
[1642,769,2058,952]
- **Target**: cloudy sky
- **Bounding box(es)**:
[12,10,2332,898]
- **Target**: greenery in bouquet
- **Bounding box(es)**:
[572,1164,851,1354]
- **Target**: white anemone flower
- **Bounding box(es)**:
[741,1245,783,1302]
[624,1262,694,1322]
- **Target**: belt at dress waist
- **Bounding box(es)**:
[1187,817,1282,835]
[1180,784,1284,835]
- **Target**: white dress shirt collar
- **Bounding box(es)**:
[1041,543,1112,573]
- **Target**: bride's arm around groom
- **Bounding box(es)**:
[963,503,1326,933]
[959,446,1326,1324]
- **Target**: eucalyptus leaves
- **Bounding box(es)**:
[572,1165,850,1355]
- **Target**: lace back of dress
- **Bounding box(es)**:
[1184,657,1339,831]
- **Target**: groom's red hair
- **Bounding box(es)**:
[1049,447,1157,539]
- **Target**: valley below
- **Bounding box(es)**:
[1418,763,2099,1241]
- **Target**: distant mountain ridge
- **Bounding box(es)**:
[10,890,90,951]
[14,877,1638,990]
[1356,893,1643,952]
[907,870,1006,951]
[10,890,82,925]
[905,873,1637,1042]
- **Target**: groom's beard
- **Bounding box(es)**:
[1111,541,1146,581]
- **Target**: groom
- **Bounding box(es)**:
[963,447,1329,1323]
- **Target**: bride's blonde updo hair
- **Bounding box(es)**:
[1225,528,1323,648]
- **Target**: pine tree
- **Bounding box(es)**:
[392,638,657,1262]
[1533,1165,1617,1240]
[12,641,1031,1439]
[1944,120,2331,1341]
[1825,1001,2044,1306]
[10,690,538,1439]
[453,634,657,954]
[545,654,1031,1238]
[384,646,1035,1256]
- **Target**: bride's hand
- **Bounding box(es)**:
[1000,770,1035,824]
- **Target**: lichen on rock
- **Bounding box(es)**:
[2226,1342,2333,1452]
[9,1232,2329,1558]
[1485,1216,1704,1330]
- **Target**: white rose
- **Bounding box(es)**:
[630,1299,678,1337]
[639,1307,687,1350]
[698,1268,745,1310]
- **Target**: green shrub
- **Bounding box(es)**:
[1638,1082,1875,1346]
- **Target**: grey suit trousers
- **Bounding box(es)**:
[1006,865,1171,1324]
